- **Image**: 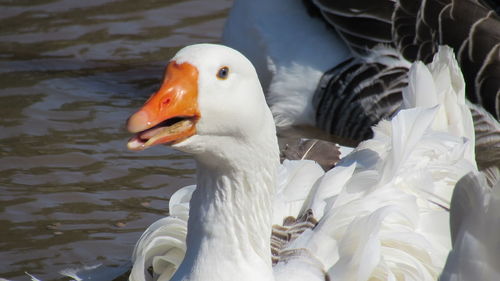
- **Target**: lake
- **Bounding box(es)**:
[0,0,232,279]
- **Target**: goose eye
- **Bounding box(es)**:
[216,66,229,80]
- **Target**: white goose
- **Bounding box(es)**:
[222,0,351,131]
[126,44,477,281]
[222,0,500,148]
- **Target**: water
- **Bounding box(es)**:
[0,0,232,279]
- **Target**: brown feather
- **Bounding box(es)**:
[280,138,340,171]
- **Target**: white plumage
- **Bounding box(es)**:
[126,44,479,281]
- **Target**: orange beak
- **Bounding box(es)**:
[126,62,200,151]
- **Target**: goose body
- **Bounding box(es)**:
[222,0,500,145]
[222,0,350,128]
[126,44,477,281]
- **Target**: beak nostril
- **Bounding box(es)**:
[163,98,171,105]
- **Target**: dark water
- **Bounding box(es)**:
[0,0,231,279]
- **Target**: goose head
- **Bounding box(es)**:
[126,44,278,163]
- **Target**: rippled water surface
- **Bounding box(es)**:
[0,0,231,279]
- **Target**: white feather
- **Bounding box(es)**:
[130,186,194,281]
[273,160,324,224]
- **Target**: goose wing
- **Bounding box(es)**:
[311,0,395,54]
[313,45,410,143]
[393,0,500,117]
[313,0,500,125]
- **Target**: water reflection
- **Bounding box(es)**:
[0,0,231,279]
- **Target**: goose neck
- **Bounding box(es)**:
[172,142,279,281]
